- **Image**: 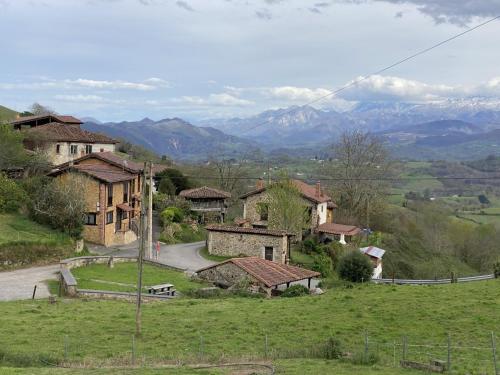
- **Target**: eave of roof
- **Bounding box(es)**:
[205,224,293,237]
[240,180,332,204]
[180,186,231,199]
[316,223,361,236]
[23,123,117,144]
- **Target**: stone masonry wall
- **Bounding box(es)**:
[197,262,257,287]
[208,230,287,264]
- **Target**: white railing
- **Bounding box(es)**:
[373,274,495,285]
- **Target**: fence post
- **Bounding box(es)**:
[402,336,408,362]
[364,330,369,363]
[199,335,204,359]
[447,333,451,372]
[131,335,136,366]
[393,340,396,367]
[64,335,69,362]
[264,334,269,359]
[492,332,499,375]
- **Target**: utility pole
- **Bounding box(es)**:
[135,162,147,337]
[147,162,153,259]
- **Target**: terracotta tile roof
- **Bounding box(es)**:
[11,114,82,125]
[116,203,135,212]
[23,123,117,144]
[180,186,231,199]
[70,164,136,183]
[316,223,361,236]
[327,201,338,209]
[240,179,332,204]
[197,257,320,288]
[205,224,293,237]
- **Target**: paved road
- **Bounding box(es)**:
[0,265,59,301]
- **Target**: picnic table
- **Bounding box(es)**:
[147,283,176,296]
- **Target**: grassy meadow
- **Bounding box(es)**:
[0,214,71,245]
[0,279,498,373]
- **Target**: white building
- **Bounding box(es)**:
[359,246,386,279]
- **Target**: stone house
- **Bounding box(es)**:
[179,186,231,223]
[196,257,320,297]
[205,225,294,264]
[17,115,117,165]
[240,179,336,234]
[49,152,144,247]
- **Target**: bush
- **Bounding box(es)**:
[281,284,309,297]
[158,177,176,196]
[160,207,184,226]
[0,174,27,213]
[494,260,500,278]
[322,337,343,359]
[338,251,373,282]
[301,238,319,254]
[312,254,333,277]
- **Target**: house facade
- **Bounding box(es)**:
[240,179,335,233]
[206,225,293,264]
[21,121,117,165]
[49,152,143,247]
[179,186,231,223]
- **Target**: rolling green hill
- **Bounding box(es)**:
[0,105,18,123]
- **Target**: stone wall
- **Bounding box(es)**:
[197,262,256,287]
[207,230,288,264]
[42,142,115,166]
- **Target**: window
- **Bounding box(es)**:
[56,144,61,154]
[121,211,128,220]
[107,184,113,207]
[85,145,93,154]
[106,211,114,224]
[70,145,78,155]
[123,182,129,203]
[257,203,268,221]
[100,148,104,152]
[264,247,273,261]
[85,213,97,225]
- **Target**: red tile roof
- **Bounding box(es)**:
[205,224,293,237]
[240,179,332,204]
[23,122,117,144]
[316,223,361,236]
[11,114,82,125]
[67,164,136,183]
[180,186,231,199]
[197,257,320,288]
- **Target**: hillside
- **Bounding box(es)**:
[0,105,18,123]
[83,118,260,161]
[0,280,498,373]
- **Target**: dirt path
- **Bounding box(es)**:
[0,264,59,301]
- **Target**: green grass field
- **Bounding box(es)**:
[71,263,207,293]
[0,214,71,245]
[0,104,18,123]
[0,280,498,373]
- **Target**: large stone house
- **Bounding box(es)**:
[49,152,144,247]
[11,114,117,165]
[240,179,336,234]
[205,225,294,264]
[179,186,231,223]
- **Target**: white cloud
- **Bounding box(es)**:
[176,93,254,107]
[54,94,124,104]
[263,86,333,102]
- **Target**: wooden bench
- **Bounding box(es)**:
[147,283,176,296]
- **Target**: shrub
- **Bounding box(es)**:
[301,238,319,254]
[338,251,373,282]
[312,254,333,277]
[158,177,176,196]
[281,284,309,297]
[494,260,500,278]
[160,207,184,226]
[0,174,27,213]
[322,337,343,359]
[321,241,345,266]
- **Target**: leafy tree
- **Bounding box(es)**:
[29,102,56,116]
[31,175,88,238]
[0,174,27,213]
[158,177,176,196]
[338,251,373,282]
[160,207,184,226]
[156,169,190,194]
[313,253,333,277]
[267,175,308,238]
[0,125,27,170]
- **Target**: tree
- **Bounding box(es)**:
[0,125,27,170]
[330,131,392,227]
[209,157,247,195]
[31,175,88,238]
[29,102,55,116]
[156,169,190,194]
[158,177,176,196]
[266,176,308,238]
[338,251,373,282]
[0,174,27,213]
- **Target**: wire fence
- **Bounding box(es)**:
[1,330,498,373]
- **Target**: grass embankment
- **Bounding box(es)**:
[159,224,206,245]
[199,246,233,262]
[71,263,207,293]
[0,214,73,269]
[0,280,498,373]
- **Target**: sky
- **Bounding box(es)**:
[1,0,500,122]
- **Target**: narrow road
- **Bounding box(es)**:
[0,265,59,301]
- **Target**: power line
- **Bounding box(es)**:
[241,15,500,135]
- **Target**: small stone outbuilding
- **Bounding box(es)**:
[196,257,320,296]
[316,223,361,245]
[206,225,294,264]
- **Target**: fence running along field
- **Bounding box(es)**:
[373,274,495,285]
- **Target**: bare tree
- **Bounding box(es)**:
[29,102,56,116]
[330,131,392,227]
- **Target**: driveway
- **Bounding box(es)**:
[0,265,59,301]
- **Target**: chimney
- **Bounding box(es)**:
[315,181,321,198]
[256,178,264,189]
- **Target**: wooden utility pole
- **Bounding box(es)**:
[135,162,148,337]
[147,162,153,259]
